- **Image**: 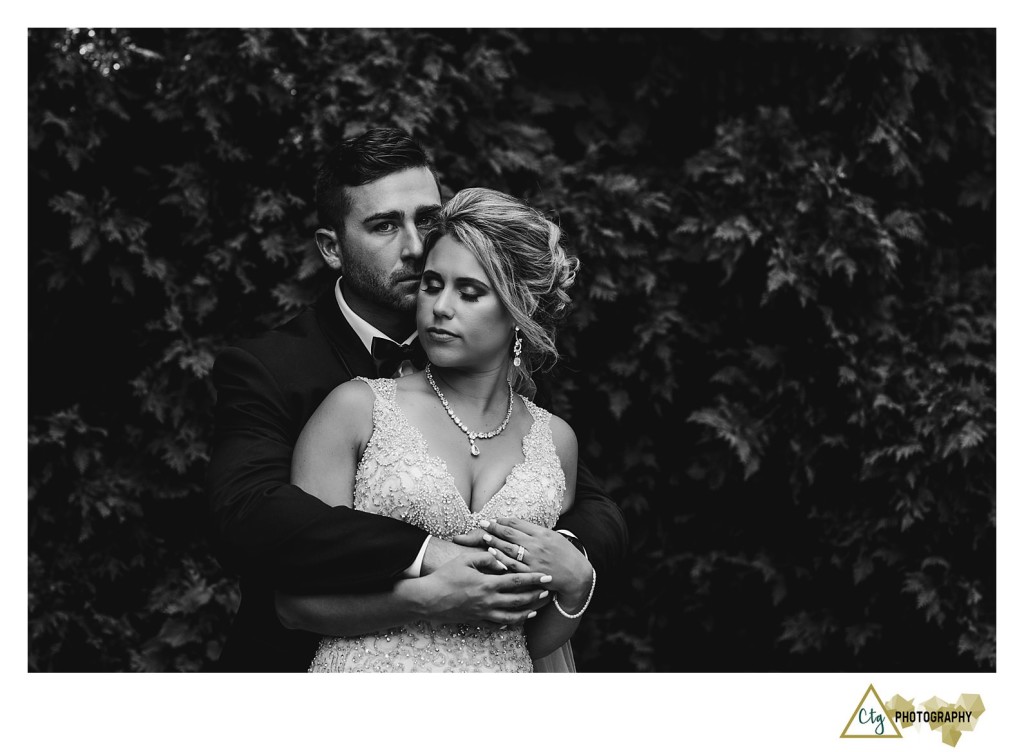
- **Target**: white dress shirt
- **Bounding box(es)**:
[334,279,419,378]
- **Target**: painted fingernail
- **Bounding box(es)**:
[540,575,553,583]
[482,533,493,542]
[527,611,537,619]
[496,561,508,571]
[480,520,491,528]
[539,591,549,599]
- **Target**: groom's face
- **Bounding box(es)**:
[316,166,441,318]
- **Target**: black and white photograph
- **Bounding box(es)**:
[17,12,1012,749]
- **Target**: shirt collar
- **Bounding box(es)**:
[334,277,417,354]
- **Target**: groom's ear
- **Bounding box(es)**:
[315,228,343,270]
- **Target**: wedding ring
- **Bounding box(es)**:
[516,545,526,562]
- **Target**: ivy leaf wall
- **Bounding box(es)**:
[28,28,994,671]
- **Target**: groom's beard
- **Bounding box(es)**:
[342,264,422,315]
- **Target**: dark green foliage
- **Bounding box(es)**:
[29,29,994,671]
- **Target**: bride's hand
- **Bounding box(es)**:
[478,517,593,605]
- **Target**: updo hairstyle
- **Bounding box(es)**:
[422,187,579,395]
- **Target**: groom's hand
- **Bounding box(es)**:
[415,551,553,626]
[420,532,488,576]
[451,528,490,549]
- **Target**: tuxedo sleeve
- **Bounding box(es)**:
[555,459,629,609]
[206,346,426,594]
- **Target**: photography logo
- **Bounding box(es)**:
[840,685,986,747]
[841,684,902,738]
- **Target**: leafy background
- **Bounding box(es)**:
[28,28,995,671]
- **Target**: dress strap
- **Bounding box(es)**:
[518,395,553,460]
[353,376,398,405]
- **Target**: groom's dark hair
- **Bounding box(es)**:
[315,127,439,230]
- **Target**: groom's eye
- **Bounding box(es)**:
[372,222,397,233]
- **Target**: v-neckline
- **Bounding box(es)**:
[389,386,537,514]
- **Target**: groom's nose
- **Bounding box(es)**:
[401,223,425,261]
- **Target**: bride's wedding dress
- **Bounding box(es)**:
[308,377,569,673]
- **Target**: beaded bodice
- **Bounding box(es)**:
[308,377,566,673]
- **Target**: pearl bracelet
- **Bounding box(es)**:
[553,567,596,619]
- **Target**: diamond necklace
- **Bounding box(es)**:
[425,364,514,457]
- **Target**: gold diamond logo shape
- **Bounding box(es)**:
[841,684,904,739]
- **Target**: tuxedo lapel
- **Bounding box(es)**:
[313,288,376,380]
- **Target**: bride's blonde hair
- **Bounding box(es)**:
[423,188,579,396]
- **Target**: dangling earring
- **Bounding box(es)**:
[512,326,522,367]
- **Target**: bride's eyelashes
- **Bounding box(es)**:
[419,277,484,302]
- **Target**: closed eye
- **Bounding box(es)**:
[418,281,480,301]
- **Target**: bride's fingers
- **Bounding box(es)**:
[481,519,530,550]
[481,519,527,541]
[483,532,532,564]
[487,546,530,573]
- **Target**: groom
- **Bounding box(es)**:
[207,127,627,671]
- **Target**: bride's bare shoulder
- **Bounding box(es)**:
[548,414,578,467]
[320,377,376,414]
[301,378,376,446]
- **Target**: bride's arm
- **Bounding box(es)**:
[526,564,592,660]
[289,380,371,509]
[523,417,593,660]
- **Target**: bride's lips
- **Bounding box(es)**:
[425,326,459,343]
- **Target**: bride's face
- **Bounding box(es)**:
[417,234,515,370]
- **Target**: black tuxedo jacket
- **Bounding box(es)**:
[207,286,628,671]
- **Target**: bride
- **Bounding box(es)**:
[278,188,595,672]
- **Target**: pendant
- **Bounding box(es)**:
[469,439,480,457]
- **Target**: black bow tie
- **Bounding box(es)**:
[371,337,428,377]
